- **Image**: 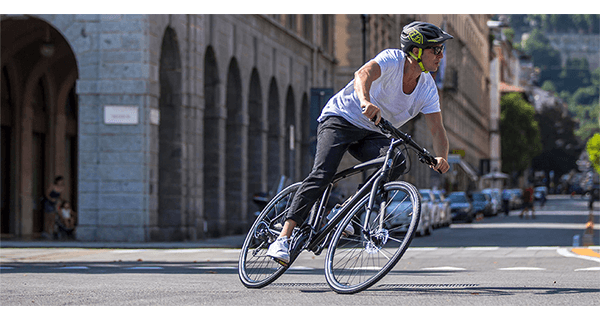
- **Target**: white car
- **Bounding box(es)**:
[432,190,452,228]
[482,188,502,216]
[417,189,435,236]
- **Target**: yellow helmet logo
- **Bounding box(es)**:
[408,30,423,44]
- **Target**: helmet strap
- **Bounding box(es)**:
[409,48,428,73]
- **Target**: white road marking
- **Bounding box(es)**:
[111,250,148,254]
[57,266,89,270]
[125,266,164,270]
[498,267,546,271]
[557,248,600,263]
[574,267,600,271]
[421,266,466,271]
[465,247,499,250]
[451,223,598,230]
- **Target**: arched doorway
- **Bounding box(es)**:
[267,78,281,189]
[284,86,296,181]
[157,26,184,241]
[225,58,246,234]
[0,16,78,238]
[203,46,224,237]
[247,69,264,218]
[300,93,311,178]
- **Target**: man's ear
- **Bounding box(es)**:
[411,47,420,57]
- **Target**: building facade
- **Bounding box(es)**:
[1,14,336,241]
[1,14,495,242]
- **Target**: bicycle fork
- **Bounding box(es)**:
[362,139,401,245]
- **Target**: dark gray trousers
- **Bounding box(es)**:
[285,116,406,225]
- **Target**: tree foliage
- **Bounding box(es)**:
[587,133,600,174]
[522,29,562,84]
[500,93,542,174]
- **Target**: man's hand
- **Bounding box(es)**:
[361,103,381,125]
[432,156,449,174]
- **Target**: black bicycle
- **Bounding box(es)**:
[238,117,439,294]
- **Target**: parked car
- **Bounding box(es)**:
[418,189,436,236]
[432,190,452,228]
[471,192,493,217]
[387,195,417,234]
[447,191,474,223]
[534,186,548,200]
[387,190,433,236]
[482,188,501,215]
[503,189,522,210]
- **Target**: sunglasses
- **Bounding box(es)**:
[429,45,444,55]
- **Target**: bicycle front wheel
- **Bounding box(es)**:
[238,182,300,288]
[324,181,421,294]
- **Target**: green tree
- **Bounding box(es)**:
[522,29,562,85]
[587,133,600,174]
[561,58,592,94]
[500,93,542,175]
[541,80,556,93]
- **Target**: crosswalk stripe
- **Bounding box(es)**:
[498,267,546,271]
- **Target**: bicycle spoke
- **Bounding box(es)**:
[239,183,301,288]
[325,181,421,294]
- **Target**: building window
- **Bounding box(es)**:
[303,15,312,41]
[287,14,297,33]
[321,14,331,52]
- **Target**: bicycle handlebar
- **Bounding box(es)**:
[375,118,439,169]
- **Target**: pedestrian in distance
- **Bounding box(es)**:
[266,21,453,264]
[519,185,535,219]
[42,175,65,239]
[56,200,76,239]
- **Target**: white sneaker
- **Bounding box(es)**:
[266,236,290,264]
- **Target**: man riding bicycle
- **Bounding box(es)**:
[267,21,453,264]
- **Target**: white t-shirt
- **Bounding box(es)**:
[317,49,440,132]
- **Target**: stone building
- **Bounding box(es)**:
[1,14,337,241]
[333,14,492,193]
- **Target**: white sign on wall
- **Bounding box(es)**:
[104,106,139,125]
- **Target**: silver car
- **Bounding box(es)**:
[432,190,452,227]
[387,190,433,236]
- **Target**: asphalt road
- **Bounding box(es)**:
[1,195,598,309]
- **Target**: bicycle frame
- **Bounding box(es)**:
[301,138,407,255]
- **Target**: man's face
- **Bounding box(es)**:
[414,45,444,72]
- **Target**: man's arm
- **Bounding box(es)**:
[354,60,382,124]
[424,111,450,174]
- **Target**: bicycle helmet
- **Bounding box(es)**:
[400,21,453,73]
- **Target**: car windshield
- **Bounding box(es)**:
[420,192,431,200]
[472,193,486,201]
[448,194,467,202]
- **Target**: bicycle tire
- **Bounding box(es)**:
[238,182,301,288]
[324,181,421,294]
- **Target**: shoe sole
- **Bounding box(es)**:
[271,257,290,267]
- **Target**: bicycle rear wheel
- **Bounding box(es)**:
[324,181,421,294]
[238,182,300,288]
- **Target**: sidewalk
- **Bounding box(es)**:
[0,234,246,249]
